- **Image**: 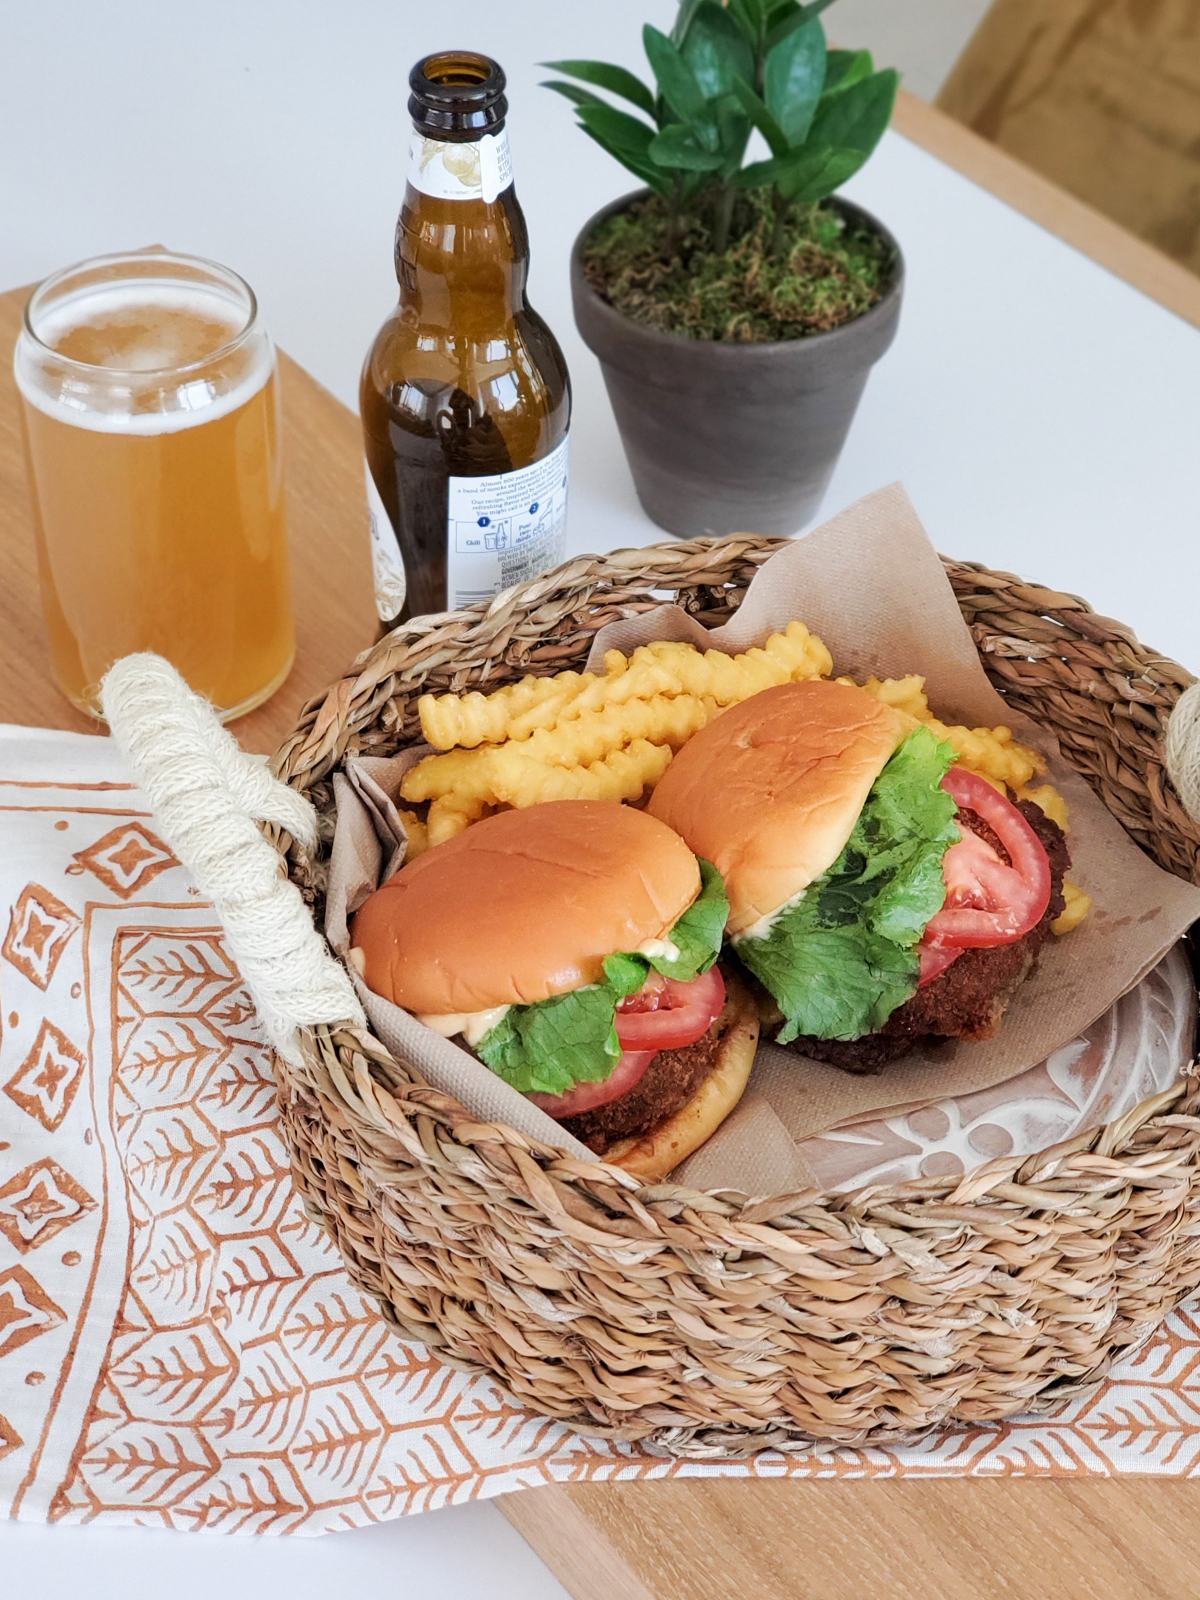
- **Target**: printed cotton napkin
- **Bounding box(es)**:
[3,721,1200,1539]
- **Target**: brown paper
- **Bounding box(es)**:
[325,484,1200,1195]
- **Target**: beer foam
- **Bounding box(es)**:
[15,282,274,433]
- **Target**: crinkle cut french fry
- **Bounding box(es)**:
[1053,878,1092,934]
[426,794,488,846]
[418,672,585,750]
[485,739,672,808]
[519,693,717,768]
[639,620,832,703]
[850,673,1048,792]
[400,746,489,804]
[398,808,430,861]
[506,658,680,736]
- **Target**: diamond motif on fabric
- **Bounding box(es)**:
[73,823,179,900]
[4,1020,87,1131]
[0,1158,96,1253]
[0,1410,22,1461]
[0,1264,67,1357]
[2,882,81,989]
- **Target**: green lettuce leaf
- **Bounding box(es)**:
[645,857,729,981]
[736,726,959,1043]
[474,860,730,1095]
[475,983,623,1096]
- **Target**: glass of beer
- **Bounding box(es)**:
[15,250,294,720]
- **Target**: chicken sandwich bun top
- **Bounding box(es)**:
[350,800,758,1178]
[648,680,1068,1070]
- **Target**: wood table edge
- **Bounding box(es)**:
[892,89,1200,332]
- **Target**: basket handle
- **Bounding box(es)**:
[101,653,364,1061]
[1166,682,1200,829]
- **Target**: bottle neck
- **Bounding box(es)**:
[397,126,528,315]
[406,125,512,206]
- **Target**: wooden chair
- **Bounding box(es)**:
[937,0,1200,275]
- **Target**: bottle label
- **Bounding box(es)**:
[364,462,407,622]
[407,128,512,204]
[446,434,569,611]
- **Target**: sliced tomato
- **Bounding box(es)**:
[922,768,1052,950]
[527,1049,655,1121]
[614,964,726,1051]
[918,941,962,987]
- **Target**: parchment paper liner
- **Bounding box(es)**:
[324,484,1200,1193]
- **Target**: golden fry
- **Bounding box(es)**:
[1053,879,1092,935]
[426,794,488,847]
[416,619,832,751]
[518,693,718,768]
[400,746,491,804]
[418,671,585,750]
[508,658,680,736]
[485,739,672,808]
[849,673,1048,792]
[1015,783,1069,833]
[637,620,832,704]
[399,808,430,861]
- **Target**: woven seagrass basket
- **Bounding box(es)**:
[268,536,1200,1454]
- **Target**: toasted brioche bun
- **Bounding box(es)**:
[647,680,904,936]
[603,970,759,1182]
[350,799,701,1015]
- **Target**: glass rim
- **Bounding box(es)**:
[22,248,261,380]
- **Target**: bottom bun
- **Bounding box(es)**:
[602,969,759,1183]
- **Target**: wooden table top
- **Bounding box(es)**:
[4,97,1200,1596]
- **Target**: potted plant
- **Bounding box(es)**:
[545,0,902,537]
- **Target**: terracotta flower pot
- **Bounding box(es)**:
[571,191,904,538]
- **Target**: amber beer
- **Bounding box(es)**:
[15,252,294,719]
[361,52,571,621]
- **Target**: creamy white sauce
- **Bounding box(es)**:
[348,946,367,974]
[417,1004,511,1046]
[636,936,681,963]
[734,887,807,944]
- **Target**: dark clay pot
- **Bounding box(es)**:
[571,192,903,538]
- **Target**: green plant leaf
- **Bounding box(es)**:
[822,48,874,98]
[714,95,753,176]
[540,59,658,118]
[731,77,790,157]
[650,122,726,170]
[541,80,607,112]
[671,0,709,47]
[798,0,838,19]
[575,106,673,197]
[777,144,868,202]
[808,66,899,155]
[764,17,826,144]
[683,1,756,98]
[644,23,710,127]
[575,102,657,158]
[727,0,764,40]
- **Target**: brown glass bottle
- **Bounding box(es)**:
[361,52,571,623]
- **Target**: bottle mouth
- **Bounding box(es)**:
[409,51,507,140]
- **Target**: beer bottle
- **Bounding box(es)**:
[361,52,571,623]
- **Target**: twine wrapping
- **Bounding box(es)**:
[1166,680,1200,826]
[100,653,363,1060]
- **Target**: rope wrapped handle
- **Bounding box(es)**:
[1166,681,1200,831]
[101,654,364,1061]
